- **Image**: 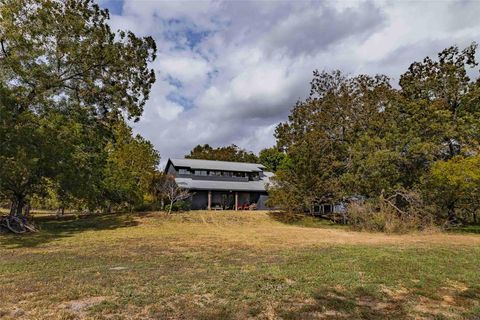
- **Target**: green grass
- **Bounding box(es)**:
[1,211,480,319]
[451,224,480,234]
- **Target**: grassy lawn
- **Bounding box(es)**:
[1,211,480,319]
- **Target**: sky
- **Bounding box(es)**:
[98,0,480,166]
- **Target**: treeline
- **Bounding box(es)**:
[185,144,286,173]
[0,0,161,217]
[185,144,258,163]
[269,44,480,229]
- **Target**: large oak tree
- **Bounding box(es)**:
[0,0,157,216]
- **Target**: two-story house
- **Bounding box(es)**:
[165,158,273,210]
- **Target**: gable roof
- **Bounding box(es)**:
[168,158,266,172]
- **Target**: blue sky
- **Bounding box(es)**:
[100,0,123,15]
[98,0,480,166]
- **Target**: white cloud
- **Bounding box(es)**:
[104,0,480,161]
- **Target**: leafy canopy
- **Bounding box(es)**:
[270,43,480,223]
[186,144,259,163]
[0,0,158,215]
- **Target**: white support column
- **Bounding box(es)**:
[235,192,238,211]
[208,191,212,210]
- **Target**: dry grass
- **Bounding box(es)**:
[1,210,479,319]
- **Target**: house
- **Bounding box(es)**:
[165,158,273,210]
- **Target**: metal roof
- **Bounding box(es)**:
[175,176,271,192]
[169,158,266,172]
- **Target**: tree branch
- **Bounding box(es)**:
[0,39,8,57]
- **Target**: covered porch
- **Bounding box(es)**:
[189,190,268,210]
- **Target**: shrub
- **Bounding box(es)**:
[268,210,307,224]
[347,192,437,233]
[165,200,191,212]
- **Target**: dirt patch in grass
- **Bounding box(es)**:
[62,296,109,314]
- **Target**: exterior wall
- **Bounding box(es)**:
[190,191,208,210]
[176,174,249,182]
[188,190,269,210]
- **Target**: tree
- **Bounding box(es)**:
[148,171,168,210]
[394,43,480,184]
[103,122,160,211]
[395,44,480,222]
[185,144,258,163]
[258,147,286,172]
[270,43,480,227]
[271,71,394,212]
[0,0,157,218]
[422,156,480,224]
[155,175,190,214]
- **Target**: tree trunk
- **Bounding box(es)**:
[10,195,26,218]
[9,201,16,216]
[447,202,458,225]
[168,200,173,214]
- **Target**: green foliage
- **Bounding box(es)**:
[422,156,480,223]
[103,122,160,210]
[186,144,258,163]
[0,0,156,121]
[0,0,158,215]
[272,71,394,212]
[270,43,480,226]
[164,200,191,212]
[258,147,286,172]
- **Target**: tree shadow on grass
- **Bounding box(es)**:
[0,213,139,249]
[281,286,480,320]
[267,211,347,229]
[280,287,409,320]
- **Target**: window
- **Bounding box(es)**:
[195,170,207,176]
[179,168,190,175]
[234,172,246,177]
[249,172,260,181]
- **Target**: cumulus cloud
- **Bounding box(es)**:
[101,0,480,166]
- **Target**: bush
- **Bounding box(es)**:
[165,200,191,212]
[133,202,155,212]
[347,197,436,234]
[267,210,306,223]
